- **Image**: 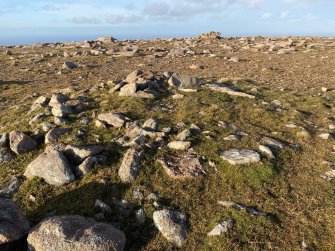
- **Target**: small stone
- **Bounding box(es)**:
[0,148,16,164]
[135,208,146,224]
[207,220,234,236]
[142,118,158,131]
[318,133,330,140]
[167,141,191,151]
[176,129,191,141]
[259,145,276,159]
[94,199,112,213]
[61,61,78,70]
[223,135,240,141]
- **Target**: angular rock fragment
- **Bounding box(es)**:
[0,148,16,164]
[118,147,144,183]
[220,149,260,165]
[153,209,188,247]
[24,147,75,186]
[259,145,276,159]
[75,155,107,177]
[260,136,288,151]
[61,61,78,70]
[97,112,127,128]
[64,145,105,164]
[27,215,126,251]
[51,104,74,117]
[9,131,37,155]
[45,127,72,144]
[207,220,234,236]
[167,141,191,151]
[168,74,201,92]
[142,118,158,131]
[0,176,21,198]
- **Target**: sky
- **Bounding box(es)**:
[0,0,334,45]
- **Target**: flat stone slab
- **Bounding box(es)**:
[204,83,255,99]
[220,149,261,165]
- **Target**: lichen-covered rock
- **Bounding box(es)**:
[27,215,126,251]
[220,149,260,165]
[153,209,188,247]
[118,147,144,183]
[24,147,75,186]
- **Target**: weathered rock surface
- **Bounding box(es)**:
[159,149,204,179]
[207,220,233,236]
[64,145,105,164]
[0,148,16,164]
[153,209,188,247]
[204,83,255,98]
[168,74,201,92]
[220,149,261,165]
[27,215,126,251]
[0,198,30,244]
[97,112,127,128]
[24,147,75,186]
[167,141,191,151]
[45,127,72,144]
[118,147,144,183]
[9,131,37,155]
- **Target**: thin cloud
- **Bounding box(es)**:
[105,14,141,24]
[68,16,99,24]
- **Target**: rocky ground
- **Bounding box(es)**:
[1,32,335,250]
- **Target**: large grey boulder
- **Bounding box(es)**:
[153,209,188,247]
[97,112,127,128]
[0,198,30,244]
[118,147,144,183]
[9,131,37,155]
[27,215,126,251]
[168,74,201,92]
[220,149,261,165]
[24,147,75,186]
